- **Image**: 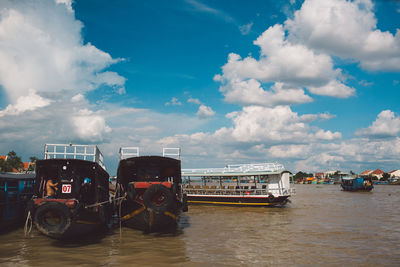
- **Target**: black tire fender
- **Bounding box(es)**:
[34,201,71,237]
[268,194,274,202]
[143,184,174,214]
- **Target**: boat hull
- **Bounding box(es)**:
[341,185,373,192]
[187,194,289,206]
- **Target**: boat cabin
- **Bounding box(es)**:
[0,173,35,229]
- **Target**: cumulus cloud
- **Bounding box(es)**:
[217,78,313,106]
[0,89,51,117]
[0,0,125,103]
[227,105,315,143]
[285,0,400,71]
[314,129,342,140]
[215,24,354,102]
[356,110,400,138]
[196,104,215,119]
[71,109,111,142]
[165,97,182,106]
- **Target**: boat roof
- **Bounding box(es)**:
[117,155,181,184]
[182,163,286,177]
[341,176,362,180]
[0,172,35,180]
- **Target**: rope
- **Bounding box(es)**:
[84,196,126,208]
[24,210,32,237]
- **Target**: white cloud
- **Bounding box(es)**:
[219,79,313,107]
[71,109,111,142]
[71,93,85,103]
[228,105,312,143]
[356,110,400,138]
[55,0,73,12]
[185,0,235,23]
[165,97,182,106]
[216,24,354,101]
[319,112,336,121]
[268,144,310,159]
[314,129,342,140]
[0,0,125,103]
[307,80,355,98]
[285,0,400,72]
[196,104,215,119]
[239,22,253,35]
[188,97,201,105]
[0,89,51,117]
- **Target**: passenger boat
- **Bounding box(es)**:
[181,162,295,206]
[341,176,373,191]
[30,144,113,239]
[115,147,188,233]
[0,173,35,230]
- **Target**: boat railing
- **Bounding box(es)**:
[44,144,106,170]
[183,185,292,196]
[119,147,140,160]
[182,162,285,175]
[162,148,181,160]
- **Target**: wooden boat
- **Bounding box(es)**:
[341,176,373,191]
[0,172,35,230]
[115,147,187,233]
[182,162,295,207]
[30,144,112,239]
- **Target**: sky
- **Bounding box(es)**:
[1,0,400,175]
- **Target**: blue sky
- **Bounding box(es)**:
[1,0,400,175]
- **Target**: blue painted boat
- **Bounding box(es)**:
[341,176,373,191]
[0,172,35,230]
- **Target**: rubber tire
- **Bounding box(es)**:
[143,184,174,214]
[127,183,136,201]
[34,201,71,238]
[268,194,275,202]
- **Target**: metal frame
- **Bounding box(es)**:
[162,148,181,159]
[182,162,285,176]
[44,144,106,170]
[119,147,140,160]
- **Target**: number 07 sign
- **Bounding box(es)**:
[62,184,72,194]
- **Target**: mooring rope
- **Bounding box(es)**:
[24,210,32,237]
[84,196,126,208]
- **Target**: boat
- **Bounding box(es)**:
[115,147,188,233]
[29,144,113,239]
[341,176,373,191]
[181,162,295,206]
[0,172,35,230]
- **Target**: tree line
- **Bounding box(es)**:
[0,151,38,172]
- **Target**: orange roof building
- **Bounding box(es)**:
[360,170,373,176]
[371,169,384,179]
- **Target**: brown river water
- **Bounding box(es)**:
[1,184,400,266]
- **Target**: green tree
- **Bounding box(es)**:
[381,172,390,181]
[293,171,313,181]
[6,151,23,171]
[0,151,23,172]
[0,158,12,172]
[28,156,39,172]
